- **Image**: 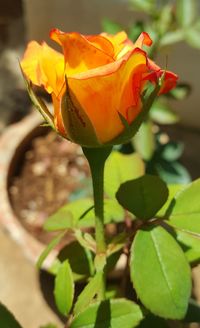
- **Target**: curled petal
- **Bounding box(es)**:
[145,58,178,93]
[134,32,152,48]
[50,29,114,76]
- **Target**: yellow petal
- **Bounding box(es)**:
[101,31,134,59]
[21,41,65,96]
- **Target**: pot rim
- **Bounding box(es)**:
[0,111,56,268]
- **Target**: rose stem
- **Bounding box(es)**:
[82,146,112,300]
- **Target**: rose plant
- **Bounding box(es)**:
[2,28,200,328]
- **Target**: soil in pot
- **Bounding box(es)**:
[8,129,91,244]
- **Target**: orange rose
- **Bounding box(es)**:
[21,29,177,147]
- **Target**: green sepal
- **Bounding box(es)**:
[109,81,161,146]
[61,77,101,147]
[20,64,55,129]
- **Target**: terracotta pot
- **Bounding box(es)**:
[0,111,57,267]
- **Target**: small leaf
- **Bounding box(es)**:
[131,225,191,319]
[130,0,156,14]
[176,0,197,27]
[116,175,168,220]
[102,18,123,34]
[168,178,200,235]
[155,161,191,184]
[185,27,200,49]
[74,272,102,315]
[133,120,155,161]
[58,241,94,281]
[44,199,93,231]
[80,199,125,227]
[161,142,184,162]
[54,260,74,316]
[157,4,173,35]
[157,184,185,217]
[169,83,191,100]
[104,151,144,198]
[0,303,22,328]
[160,29,185,47]
[150,100,179,124]
[177,231,200,264]
[37,231,66,269]
[70,299,143,328]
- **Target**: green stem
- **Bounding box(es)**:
[82,146,112,299]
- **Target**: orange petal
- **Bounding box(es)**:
[21,41,65,97]
[67,48,148,143]
[134,32,152,48]
[85,34,114,58]
[50,29,114,76]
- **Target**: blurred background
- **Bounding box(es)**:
[0,1,200,327]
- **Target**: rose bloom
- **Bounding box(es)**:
[21,29,177,147]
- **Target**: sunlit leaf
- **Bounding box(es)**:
[54,260,74,316]
[130,225,191,319]
[71,299,143,328]
[168,179,200,235]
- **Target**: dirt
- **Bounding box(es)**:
[9,130,90,244]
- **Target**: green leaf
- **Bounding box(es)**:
[130,0,156,14]
[176,0,197,27]
[130,225,191,319]
[116,175,168,220]
[169,83,191,100]
[168,178,200,235]
[58,241,94,281]
[128,22,144,42]
[185,27,200,49]
[133,120,155,161]
[157,184,185,217]
[177,231,200,264]
[155,161,191,185]
[150,100,179,124]
[104,151,144,198]
[0,303,22,328]
[80,199,125,227]
[37,231,66,269]
[70,299,143,328]
[101,18,122,34]
[160,29,185,47]
[44,198,93,231]
[161,142,184,162]
[54,260,74,316]
[157,4,173,36]
[74,273,102,315]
